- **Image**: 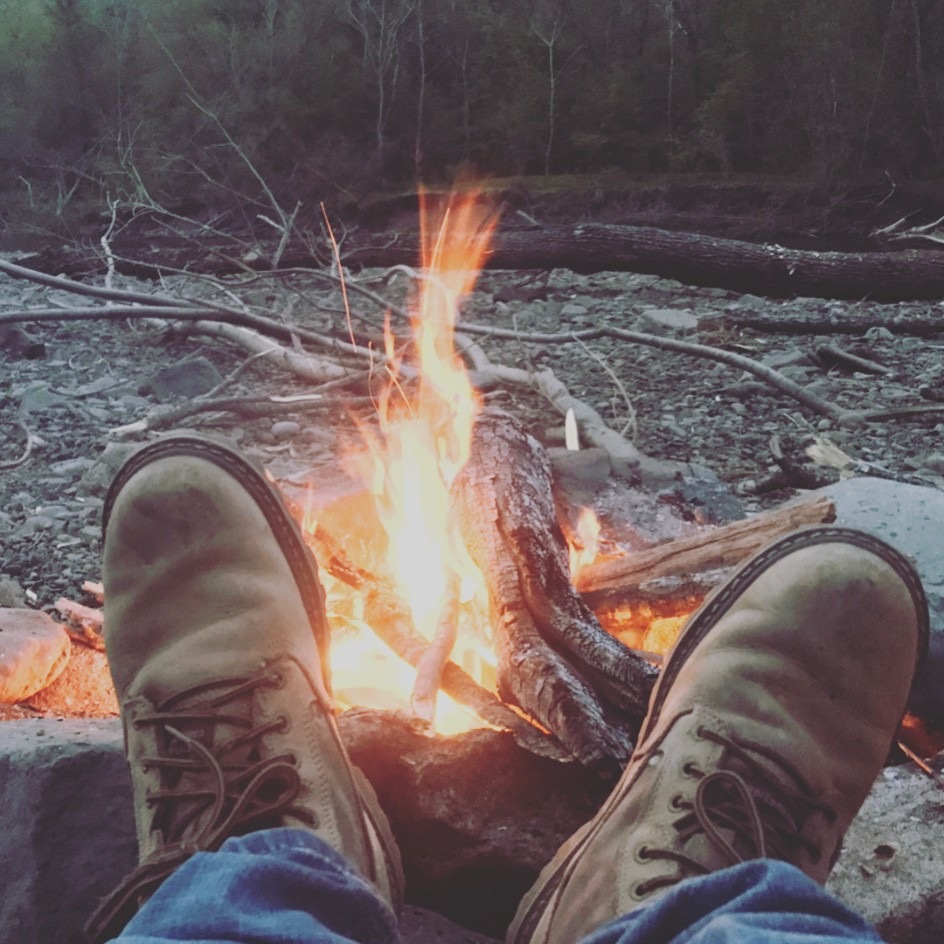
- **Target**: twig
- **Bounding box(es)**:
[109,392,370,436]
[410,574,461,726]
[458,320,853,424]
[0,420,35,470]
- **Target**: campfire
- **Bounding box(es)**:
[3,186,840,765]
[270,188,836,769]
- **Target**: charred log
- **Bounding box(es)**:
[452,408,658,770]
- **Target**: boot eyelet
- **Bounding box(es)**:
[276,715,290,733]
[269,672,287,690]
[634,845,653,863]
[668,794,686,812]
[681,761,699,777]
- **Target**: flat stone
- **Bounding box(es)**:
[0,715,941,944]
[640,307,699,333]
[271,420,302,441]
[78,441,139,498]
[0,609,70,703]
[827,761,944,942]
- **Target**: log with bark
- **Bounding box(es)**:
[15,221,944,302]
[346,224,944,302]
[452,408,658,772]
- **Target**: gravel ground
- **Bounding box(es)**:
[2,259,943,612]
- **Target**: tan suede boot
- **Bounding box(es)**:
[507,526,928,944]
[86,436,403,941]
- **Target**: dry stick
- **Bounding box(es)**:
[0,420,34,470]
[110,393,375,436]
[458,320,852,424]
[458,333,647,474]
[0,258,381,360]
[410,573,461,726]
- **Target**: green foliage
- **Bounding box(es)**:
[1,0,943,232]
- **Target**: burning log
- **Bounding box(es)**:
[576,495,837,627]
[306,524,570,762]
[452,408,658,771]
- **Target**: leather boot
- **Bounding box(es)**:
[507,526,928,944]
[86,436,403,941]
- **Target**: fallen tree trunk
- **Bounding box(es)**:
[452,408,658,771]
[343,224,944,302]
[15,222,944,301]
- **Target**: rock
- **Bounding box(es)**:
[0,713,597,944]
[548,446,612,502]
[827,761,944,943]
[0,609,70,703]
[639,307,699,333]
[804,477,944,728]
[139,356,222,401]
[0,578,27,608]
[342,710,609,937]
[24,643,118,717]
[78,441,139,498]
[271,420,302,441]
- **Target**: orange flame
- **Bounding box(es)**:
[568,507,603,579]
[331,188,500,732]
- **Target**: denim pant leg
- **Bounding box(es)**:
[114,827,400,944]
[579,860,882,944]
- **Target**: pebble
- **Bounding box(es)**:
[0,608,71,703]
[271,420,302,441]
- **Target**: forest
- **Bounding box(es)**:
[1,0,943,238]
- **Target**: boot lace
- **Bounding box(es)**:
[635,726,837,897]
[84,671,314,943]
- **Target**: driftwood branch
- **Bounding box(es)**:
[458,320,853,425]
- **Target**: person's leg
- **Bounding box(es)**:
[116,829,398,944]
[508,526,929,944]
[580,861,882,944]
[84,436,403,943]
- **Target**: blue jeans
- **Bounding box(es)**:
[114,828,882,944]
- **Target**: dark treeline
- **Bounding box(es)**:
[2,0,943,228]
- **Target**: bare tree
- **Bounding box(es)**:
[530,0,568,176]
[339,0,416,176]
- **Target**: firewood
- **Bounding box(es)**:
[575,495,836,612]
[306,523,569,761]
[54,598,105,650]
[452,408,658,770]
